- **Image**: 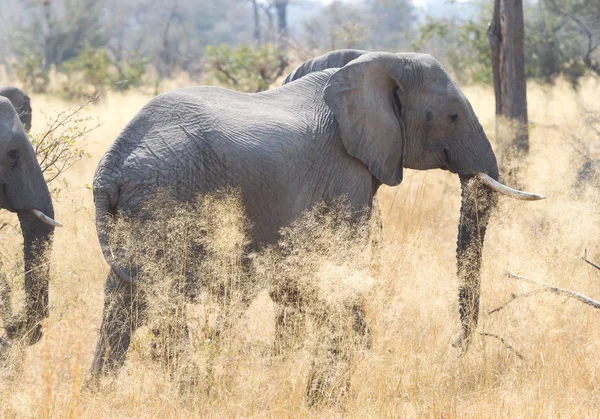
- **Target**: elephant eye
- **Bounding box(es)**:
[449,113,458,123]
[7,148,19,161]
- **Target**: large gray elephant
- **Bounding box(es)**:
[89,50,543,386]
[0,97,60,350]
[0,87,32,132]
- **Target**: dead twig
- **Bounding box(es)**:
[488,289,548,314]
[479,332,526,361]
[583,249,600,271]
[505,271,600,309]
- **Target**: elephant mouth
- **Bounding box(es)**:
[442,149,458,174]
[0,184,15,212]
[0,184,62,227]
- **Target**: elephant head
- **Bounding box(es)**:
[284,50,544,348]
[0,87,32,132]
[0,97,61,346]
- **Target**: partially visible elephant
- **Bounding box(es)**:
[88,50,543,391]
[0,97,61,350]
[0,87,32,132]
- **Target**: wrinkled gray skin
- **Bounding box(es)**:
[0,87,32,132]
[0,97,55,346]
[89,51,499,385]
[284,50,498,352]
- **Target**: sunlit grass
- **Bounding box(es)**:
[0,75,599,417]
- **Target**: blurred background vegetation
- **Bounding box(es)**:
[0,0,597,96]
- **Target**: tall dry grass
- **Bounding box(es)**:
[0,76,599,417]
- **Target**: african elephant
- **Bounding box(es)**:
[0,87,32,132]
[0,97,61,351]
[89,50,543,387]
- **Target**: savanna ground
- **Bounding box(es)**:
[1,75,600,418]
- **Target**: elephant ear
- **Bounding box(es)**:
[324,52,414,186]
[283,49,369,85]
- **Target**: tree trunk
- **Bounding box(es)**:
[274,1,288,45]
[488,0,529,180]
[252,0,261,44]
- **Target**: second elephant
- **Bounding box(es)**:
[0,87,32,131]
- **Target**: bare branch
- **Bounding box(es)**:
[488,289,548,314]
[479,332,526,361]
[569,16,600,77]
[214,63,239,86]
[583,249,600,271]
[30,90,103,186]
[506,271,600,309]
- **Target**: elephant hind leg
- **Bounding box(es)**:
[352,300,372,350]
[87,272,146,386]
[306,300,371,406]
[272,302,306,357]
[148,305,200,392]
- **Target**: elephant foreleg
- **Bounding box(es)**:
[0,270,12,330]
[88,272,146,385]
[351,300,372,350]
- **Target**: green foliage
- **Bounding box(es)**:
[526,0,599,87]
[414,0,599,87]
[412,8,493,85]
[58,46,148,99]
[114,53,150,91]
[205,43,288,92]
[60,47,113,99]
[13,50,50,94]
[302,2,370,51]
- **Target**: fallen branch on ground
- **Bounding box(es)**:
[488,289,548,314]
[583,249,600,271]
[489,271,600,315]
[479,332,526,361]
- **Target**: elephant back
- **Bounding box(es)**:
[283,49,369,85]
[0,86,32,131]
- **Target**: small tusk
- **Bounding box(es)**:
[476,173,546,201]
[30,209,63,227]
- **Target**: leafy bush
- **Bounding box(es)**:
[59,46,148,99]
[412,11,493,85]
[13,50,50,94]
[205,43,288,92]
[414,0,599,87]
[114,52,150,91]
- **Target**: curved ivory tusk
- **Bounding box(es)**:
[476,173,546,201]
[30,209,63,227]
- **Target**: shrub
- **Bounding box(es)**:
[205,43,288,92]
[59,46,148,99]
[13,50,50,94]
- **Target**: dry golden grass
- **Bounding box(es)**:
[0,76,600,417]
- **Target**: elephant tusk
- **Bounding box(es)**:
[476,173,546,201]
[30,209,63,227]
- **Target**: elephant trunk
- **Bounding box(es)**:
[3,203,55,345]
[454,174,497,349]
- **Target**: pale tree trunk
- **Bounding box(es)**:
[488,0,529,182]
[274,0,288,47]
[252,0,261,44]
